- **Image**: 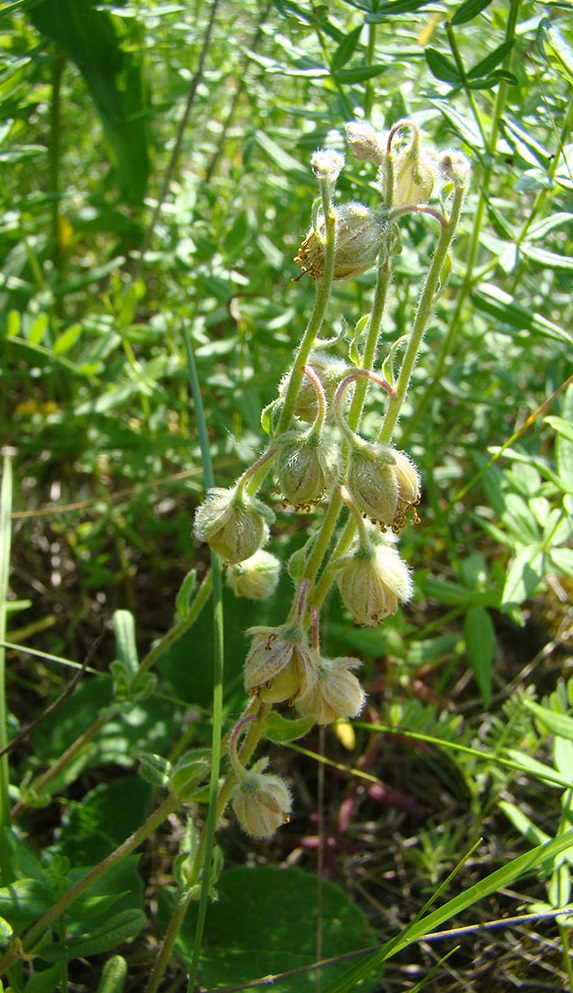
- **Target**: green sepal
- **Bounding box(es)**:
[96,955,128,993]
[0,916,12,951]
[381,334,407,385]
[136,752,172,788]
[112,610,139,679]
[261,398,280,436]
[349,313,370,366]
[263,711,315,742]
[287,546,308,580]
[170,749,212,800]
[175,569,198,618]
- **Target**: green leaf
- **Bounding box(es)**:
[422,578,471,606]
[173,866,378,992]
[40,909,146,962]
[53,322,83,355]
[334,63,388,83]
[540,19,573,86]
[466,41,514,79]
[466,70,517,89]
[0,880,55,927]
[502,545,546,609]
[425,47,461,84]
[550,547,573,579]
[451,0,494,25]
[506,748,570,788]
[56,778,153,863]
[29,0,150,204]
[500,115,551,167]
[431,101,486,151]
[331,25,363,71]
[263,711,315,742]
[464,606,495,706]
[498,800,551,847]
[472,283,571,344]
[553,387,573,488]
[520,243,573,271]
[367,0,434,20]
[23,964,62,993]
[501,492,539,544]
[524,701,573,742]
[255,130,312,182]
[525,212,573,241]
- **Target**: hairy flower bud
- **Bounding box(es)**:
[244,624,319,703]
[193,486,274,564]
[439,150,471,186]
[295,203,386,282]
[296,656,365,725]
[276,430,340,509]
[311,148,345,183]
[226,550,281,600]
[393,144,436,204]
[390,449,421,530]
[279,354,350,423]
[232,761,292,838]
[346,443,398,529]
[337,534,413,627]
[346,122,384,165]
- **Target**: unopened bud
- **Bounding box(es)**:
[337,533,413,627]
[394,145,437,204]
[193,486,274,564]
[279,354,351,423]
[244,624,319,703]
[232,761,292,838]
[227,550,281,600]
[296,656,365,725]
[346,122,384,165]
[295,203,386,281]
[346,443,398,529]
[390,449,421,531]
[311,148,345,183]
[276,430,340,509]
[439,150,471,187]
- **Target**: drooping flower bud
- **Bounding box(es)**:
[346,122,384,165]
[193,485,274,564]
[244,623,319,703]
[275,429,340,509]
[295,203,386,282]
[226,550,281,600]
[232,759,292,838]
[438,150,471,187]
[278,354,351,424]
[346,443,398,529]
[389,449,421,531]
[393,144,437,204]
[336,532,413,627]
[296,656,366,725]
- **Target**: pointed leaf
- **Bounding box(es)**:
[425,47,461,83]
[29,0,150,203]
[464,606,495,706]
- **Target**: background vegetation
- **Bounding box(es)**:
[0,0,572,991]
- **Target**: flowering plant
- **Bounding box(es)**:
[193,117,469,835]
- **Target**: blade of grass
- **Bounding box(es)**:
[0,450,14,876]
[323,830,573,992]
